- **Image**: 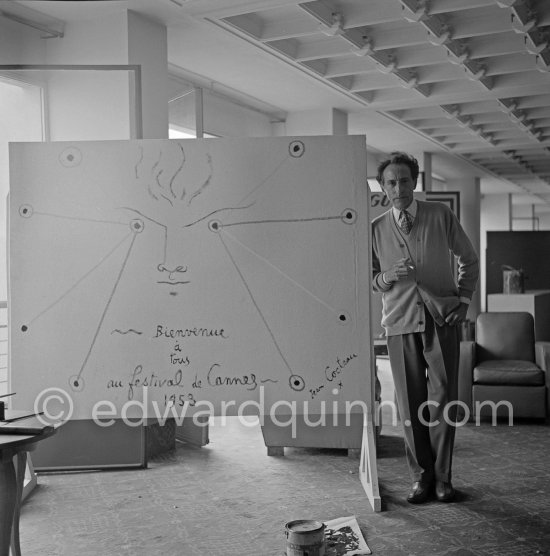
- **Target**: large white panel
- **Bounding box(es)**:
[9,136,371,422]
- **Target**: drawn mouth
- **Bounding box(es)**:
[157,280,191,285]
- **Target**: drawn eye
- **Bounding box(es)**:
[130,219,144,233]
[69,376,85,392]
[289,374,305,391]
[208,219,222,232]
[341,209,357,225]
[19,204,33,218]
[288,140,305,158]
[59,146,82,167]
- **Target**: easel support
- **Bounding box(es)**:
[21,455,37,503]
[359,412,381,512]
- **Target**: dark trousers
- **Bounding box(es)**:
[387,311,460,483]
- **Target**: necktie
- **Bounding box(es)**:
[399,210,413,234]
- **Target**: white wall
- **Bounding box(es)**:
[511,203,542,231]
[127,10,168,139]
[46,71,131,141]
[204,91,274,137]
[46,12,128,64]
[537,211,550,229]
[0,17,46,64]
[480,193,511,310]
[281,108,347,136]
[44,13,131,141]
[366,151,382,181]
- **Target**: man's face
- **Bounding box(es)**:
[380,163,416,211]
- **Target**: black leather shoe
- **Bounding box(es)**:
[435,481,455,502]
[406,481,432,504]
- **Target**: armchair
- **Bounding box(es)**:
[458,312,550,420]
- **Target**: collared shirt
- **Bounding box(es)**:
[391,199,417,225]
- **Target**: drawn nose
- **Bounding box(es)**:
[157,226,190,283]
[157,264,188,276]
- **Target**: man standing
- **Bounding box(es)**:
[372,152,479,504]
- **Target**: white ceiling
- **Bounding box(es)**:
[8,0,550,207]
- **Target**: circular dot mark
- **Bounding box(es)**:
[341,208,357,225]
[69,376,85,392]
[59,146,82,168]
[21,325,28,332]
[289,374,305,391]
[338,312,350,325]
[288,140,305,158]
[332,388,339,395]
[19,205,33,218]
[208,219,222,233]
[130,219,144,233]
[404,419,411,427]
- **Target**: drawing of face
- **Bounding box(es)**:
[130,143,215,289]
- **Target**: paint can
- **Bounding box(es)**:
[285,520,326,556]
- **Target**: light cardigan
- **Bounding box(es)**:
[372,200,479,336]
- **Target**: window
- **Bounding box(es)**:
[0,75,44,301]
[169,125,196,139]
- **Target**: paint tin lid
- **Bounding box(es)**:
[285,520,325,534]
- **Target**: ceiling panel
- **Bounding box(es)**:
[208,0,550,201]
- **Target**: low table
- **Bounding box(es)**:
[0,428,57,556]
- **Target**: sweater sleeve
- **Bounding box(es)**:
[371,226,392,292]
[447,210,479,300]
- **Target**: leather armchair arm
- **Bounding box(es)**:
[535,341,550,414]
[535,341,550,371]
[458,340,476,414]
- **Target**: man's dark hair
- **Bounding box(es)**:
[376,152,420,185]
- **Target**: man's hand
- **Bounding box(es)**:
[382,257,413,284]
[445,302,468,326]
